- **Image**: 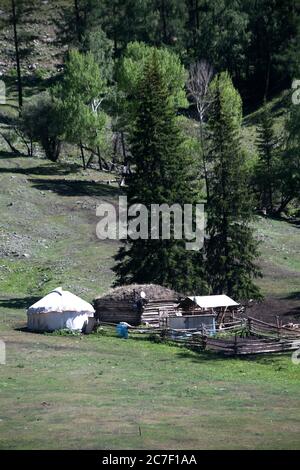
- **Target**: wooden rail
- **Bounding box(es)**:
[97,318,300,356]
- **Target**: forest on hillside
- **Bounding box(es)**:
[0,0,299,300]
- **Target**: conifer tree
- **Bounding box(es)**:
[256,104,277,213]
[114,53,205,293]
[205,72,262,301]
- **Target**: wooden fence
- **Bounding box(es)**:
[98,317,300,356]
[163,331,300,355]
[247,316,300,339]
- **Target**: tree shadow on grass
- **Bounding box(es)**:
[175,349,233,362]
[29,178,121,198]
[0,150,29,159]
[0,163,81,176]
[284,292,300,300]
[176,348,294,365]
[0,296,40,310]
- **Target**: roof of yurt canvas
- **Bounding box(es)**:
[27,287,95,315]
[94,284,180,302]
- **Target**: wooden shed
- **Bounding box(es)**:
[94,284,180,326]
[177,295,239,324]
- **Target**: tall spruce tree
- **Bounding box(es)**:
[277,99,300,215]
[256,103,277,213]
[114,53,205,293]
[205,72,262,301]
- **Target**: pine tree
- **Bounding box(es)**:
[114,53,206,293]
[256,103,277,213]
[205,72,262,301]
[277,99,300,215]
[4,0,37,108]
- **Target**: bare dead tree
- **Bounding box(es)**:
[187,60,214,202]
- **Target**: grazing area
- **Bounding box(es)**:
[0,154,299,326]
[0,0,299,452]
[0,324,300,450]
[0,154,300,450]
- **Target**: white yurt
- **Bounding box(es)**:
[27,287,95,332]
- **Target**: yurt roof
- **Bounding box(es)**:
[94,284,180,302]
[27,287,95,315]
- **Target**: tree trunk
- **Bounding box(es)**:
[0,132,21,155]
[195,0,199,30]
[112,3,118,54]
[275,196,294,216]
[264,55,271,102]
[121,131,127,164]
[160,0,167,43]
[80,141,86,169]
[199,118,210,204]
[97,145,103,171]
[86,153,94,168]
[74,0,81,43]
[44,138,61,162]
[11,0,23,108]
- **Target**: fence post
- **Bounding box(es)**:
[201,334,207,351]
[234,333,238,356]
[276,316,281,341]
[248,318,252,335]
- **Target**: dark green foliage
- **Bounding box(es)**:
[255,104,278,213]
[81,28,114,83]
[21,93,63,162]
[205,72,262,301]
[114,53,206,293]
[244,0,298,101]
[277,99,300,214]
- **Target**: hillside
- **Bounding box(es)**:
[0,1,299,453]
[0,0,298,329]
[0,151,299,324]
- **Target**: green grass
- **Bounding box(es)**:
[254,216,300,297]
[0,324,299,450]
[0,126,299,449]
[0,0,299,449]
[0,74,299,450]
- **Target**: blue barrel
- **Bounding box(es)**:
[116,323,128,339]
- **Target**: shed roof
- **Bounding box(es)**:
[27,287,95,315]
[181,295,239,309]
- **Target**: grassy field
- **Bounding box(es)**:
[0,146,299,449]
[0,323,300,450]
[0,20,300,448]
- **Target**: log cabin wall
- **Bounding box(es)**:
[94,298,179,326]
[94,299,141,325]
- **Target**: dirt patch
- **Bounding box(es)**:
[245,296,300,325]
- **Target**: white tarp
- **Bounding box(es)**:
[27,287,95,332]
[186,295,239,309]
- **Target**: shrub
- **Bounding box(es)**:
[21,92,63,162]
